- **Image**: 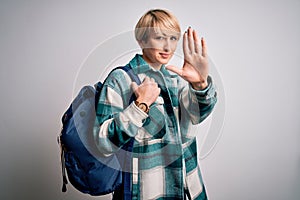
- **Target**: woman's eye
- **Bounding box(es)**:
[170,36,178,41]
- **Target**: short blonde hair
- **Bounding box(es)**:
[135,9,181,42]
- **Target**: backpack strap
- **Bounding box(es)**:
[122,65,141,105]
[57,135,68,192]
[121,65,141,85]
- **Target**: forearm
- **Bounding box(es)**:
[180,76,217,125]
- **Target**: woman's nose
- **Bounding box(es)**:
[163,39,171,52]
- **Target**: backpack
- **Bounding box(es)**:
[57,65,141,197]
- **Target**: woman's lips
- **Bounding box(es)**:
[159,53,170,59]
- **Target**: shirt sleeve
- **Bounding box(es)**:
[93,70,148,156]
[179,75,217,126]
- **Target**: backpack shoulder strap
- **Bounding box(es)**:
[121,65,141,85]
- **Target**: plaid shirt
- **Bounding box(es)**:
[94,54,217,200]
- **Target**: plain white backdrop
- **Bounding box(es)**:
[0,0,299,200]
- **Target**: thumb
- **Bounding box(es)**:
[166,65,182,76]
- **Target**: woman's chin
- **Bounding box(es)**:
[158,57,171,65]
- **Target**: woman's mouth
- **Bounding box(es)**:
[159,53,170,59]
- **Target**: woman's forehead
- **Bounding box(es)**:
[150,27,180,36]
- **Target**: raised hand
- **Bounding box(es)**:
[166,27,209,90]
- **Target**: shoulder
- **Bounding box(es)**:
[104,67,134,90]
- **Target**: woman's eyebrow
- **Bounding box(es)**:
[155,32,170,37]
[153,29,179,37]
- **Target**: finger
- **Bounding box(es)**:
[193,30,200,54]
[201,37,207,57]
[150,77,155,83]
[187,27,195,53]
[166,65,183,77]
[183,31,189,58]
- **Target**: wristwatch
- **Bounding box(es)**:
[135,101,149,113]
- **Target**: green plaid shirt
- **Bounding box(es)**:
[94,54,217,200]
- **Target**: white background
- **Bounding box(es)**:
[0,0,299,200]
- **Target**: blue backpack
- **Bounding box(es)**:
[57,65,140,198]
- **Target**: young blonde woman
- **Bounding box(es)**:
[94,9,217,200]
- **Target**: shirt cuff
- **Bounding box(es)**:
[122,101,148,127]
[189,76,212,96]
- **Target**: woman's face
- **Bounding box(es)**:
[140,28,179,69]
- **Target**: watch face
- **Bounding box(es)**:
[138,103,147,112]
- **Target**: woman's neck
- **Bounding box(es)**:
[142,54,162,70]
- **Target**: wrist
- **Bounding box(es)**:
[134,100,149,114]
[191,80,208,90]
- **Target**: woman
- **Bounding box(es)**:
[94,9,217,200]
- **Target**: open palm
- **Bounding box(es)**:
[166,27,209,89]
